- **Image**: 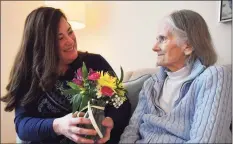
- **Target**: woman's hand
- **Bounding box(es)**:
[53,112,97,143]
[97,117,114,144]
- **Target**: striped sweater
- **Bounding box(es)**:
[120,59,232,143]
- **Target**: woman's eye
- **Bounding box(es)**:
[157,36,167,43]
[59,37,64,40]
[160,36,165,41]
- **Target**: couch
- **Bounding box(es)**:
[122,68,159,115]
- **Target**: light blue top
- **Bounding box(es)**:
[120,59,232,143]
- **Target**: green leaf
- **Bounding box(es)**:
[62,89,80,96]
[79,94,90,111]
[71,94,82,113]
[118,66,124,84]
[82,62,88,80]
[67,82,80,90]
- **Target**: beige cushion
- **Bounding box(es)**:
[123,74,151,115]
[123,68,159,82]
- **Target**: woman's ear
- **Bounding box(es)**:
[184,47,193,55]
[183,43,193,56]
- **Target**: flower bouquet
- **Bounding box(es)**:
[61,62,127,141]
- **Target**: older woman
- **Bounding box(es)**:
[120,9,231,143]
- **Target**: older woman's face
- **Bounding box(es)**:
[152,23,187,72]
[58,17,78,65]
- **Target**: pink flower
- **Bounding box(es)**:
[88,72,100,81]
[74,68,83,80]
[72,78,83,87]
[101,86,114,97]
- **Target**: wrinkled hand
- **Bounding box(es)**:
[53,112,97,143]
[97,117,114,144]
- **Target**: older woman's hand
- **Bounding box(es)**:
[53,112,97,143]
[97,117,114,144]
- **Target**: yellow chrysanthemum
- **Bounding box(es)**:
[97,71,117,90]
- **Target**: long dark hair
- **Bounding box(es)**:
[1,7,67,111]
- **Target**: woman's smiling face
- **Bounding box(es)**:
[58,17,78,65]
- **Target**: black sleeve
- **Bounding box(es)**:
[95,54,117,76]
[105,100,131,144]
[80,53,116,77]
[97,55,131,144]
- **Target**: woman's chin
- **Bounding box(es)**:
[70,53,78,61]
[65,54,78,64]
[69,49,78,58]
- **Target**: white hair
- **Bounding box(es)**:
[164,16,189,47]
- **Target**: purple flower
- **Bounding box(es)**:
[74,68,83,81]
[73,68,84,87]
[72,78,83,87]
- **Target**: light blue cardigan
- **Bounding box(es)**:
[120,59,232,143]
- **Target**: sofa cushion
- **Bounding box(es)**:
[123,68,158,82]
[123,74,151,115]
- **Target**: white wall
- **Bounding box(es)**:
[77,1,232,76]
[1,1,231,143]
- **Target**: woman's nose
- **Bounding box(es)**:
[65,36,74,45]
[152,42,160,52]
